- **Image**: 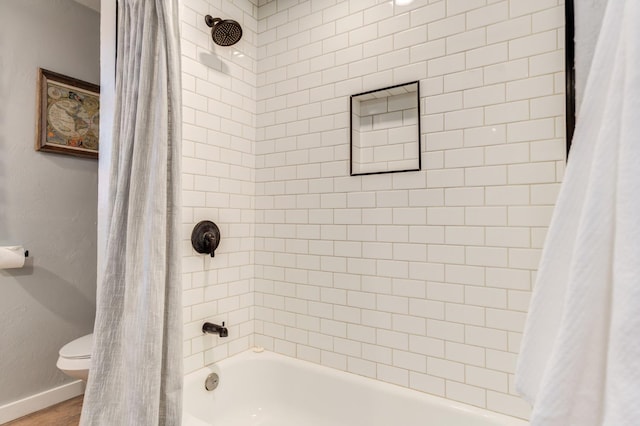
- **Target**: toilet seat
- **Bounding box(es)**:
[59,334,92,359]
[57,333,92,381]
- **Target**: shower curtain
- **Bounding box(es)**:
[80,0,182,424]
[516,1,640,425]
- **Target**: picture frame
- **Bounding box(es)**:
[36,68,100,159]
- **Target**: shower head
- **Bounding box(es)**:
[205,15,243,46]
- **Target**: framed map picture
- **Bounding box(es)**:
[36,68,100,159]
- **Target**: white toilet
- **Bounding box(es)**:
[57,333,93,381]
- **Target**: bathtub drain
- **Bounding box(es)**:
[205,372,219,391]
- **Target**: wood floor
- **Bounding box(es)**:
[3,396,83,426]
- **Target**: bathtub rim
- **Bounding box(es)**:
[183,349,528,426]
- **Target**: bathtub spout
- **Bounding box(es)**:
[203,322,228,337]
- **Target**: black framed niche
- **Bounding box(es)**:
[350,81,421,176]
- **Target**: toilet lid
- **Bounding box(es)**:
[59,333,93,359]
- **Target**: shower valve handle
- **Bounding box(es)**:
[191,221,221,257]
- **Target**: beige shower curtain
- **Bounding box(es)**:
[80,0,182,424]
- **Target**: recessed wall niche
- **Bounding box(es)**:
[350,81,421,176]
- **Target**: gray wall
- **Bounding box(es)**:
[0,0,99,405]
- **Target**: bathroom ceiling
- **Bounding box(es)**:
[73,0,100,13]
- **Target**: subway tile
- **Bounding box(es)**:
[443,69,484,92]
[379,12,411,39]
[531,228,549,249]
[484,59,529,85]
[486,268,530,290]
[463,125,507,147]
[361,310,392,329]
[377,329,410,350]
[427,207,465,225]
[530,95,564,119]
[446,28,486,55]
[395,26,428,50]
[427,282,465,303]
[464,84,505,108]
[410,335,445,358]
[428,15,466,40]
[428,357,465,382]
[393,313,427,334]
[444,188,484,207]
[509,248,541,270]
[425,92,463,114]
[378,364,409,387]
[409,189,445,207]
[485,143,530,166]
[506,75,554,101]
[411,2,446,26]
[446,303,485,326]
[466,246,508,267]
[349,22,378,45]
[530,50,564,76]
[393,244,428,262]
[509,30,557,60]
[466,366,509,392]
[466,286,508,309]
[410,371,446,396]
[466,43,508,69]
[486,227,530,248]
[486,348,518,373]
[487,16,531,44]
[445,147,485,168]
[507,162,556,184]
[530,183,561,205]
[508,290,531,312]
[465,166,508,186]
[411,39,447,63]
[465,325,508,351]
[487,390,532,419]
[485,100,529,125]
[447,0,486,16]
[444,108,484,130]
[409,226,446,244]
[509,0,557,19]
[428,53,466,77]
[486,308,527,332]
[446,381,487,408]
[426,130,463,151]
[394,349,428,373]
[467,2,509,29]
[445,264,485,286]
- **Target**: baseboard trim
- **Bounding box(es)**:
[0,380,85,424]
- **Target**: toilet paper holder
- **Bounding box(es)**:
[0,246,29,270]
[191,221,220,257]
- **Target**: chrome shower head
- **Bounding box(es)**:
[205,15,243,46]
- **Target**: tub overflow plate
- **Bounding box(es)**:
[205,372,219,391]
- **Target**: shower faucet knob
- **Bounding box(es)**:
[191,220,221,257]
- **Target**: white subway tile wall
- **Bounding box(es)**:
[182,0,565,421]
[180,0,258,374]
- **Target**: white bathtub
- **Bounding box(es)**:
[183,350,528,426]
